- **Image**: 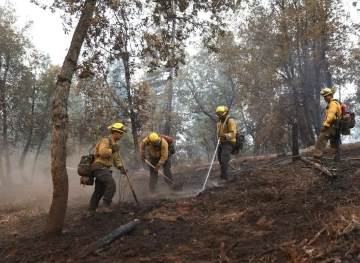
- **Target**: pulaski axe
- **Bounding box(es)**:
[144,159,183,191]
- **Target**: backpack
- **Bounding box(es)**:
[222,117,245,155]
[77,137,111,185]
[232,133,245,155]
[160,134,176,154]
[332,100,356,135]
[339,111,356,135]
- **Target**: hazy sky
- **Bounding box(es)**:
[0,0,72,65]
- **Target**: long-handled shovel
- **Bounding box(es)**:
[117,151,139,205]
[144,159,183,191]
[200,115,230,193]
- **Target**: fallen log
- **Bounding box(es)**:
[299,157,335,177]
[76,219,140,259]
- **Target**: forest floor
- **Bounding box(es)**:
[1,143,360,263]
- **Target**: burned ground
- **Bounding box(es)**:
[1,143,360,262]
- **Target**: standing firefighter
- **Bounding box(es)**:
[87,123,127,216]
[140,132,173,192]
[216,106,237,180]
[313,88,342,162]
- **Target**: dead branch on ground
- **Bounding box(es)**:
[311,243,348,259]
[307,225,327,246]
[299,157,335,177]
[259,240,297,255]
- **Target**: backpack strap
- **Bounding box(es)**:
[93,137,112,157]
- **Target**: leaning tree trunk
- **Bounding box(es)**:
[41,0,97,241]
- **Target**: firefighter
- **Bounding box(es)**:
[140,132,173,192]
[87,123,127,216]
[216,106,237,180]
[313,88,342,162]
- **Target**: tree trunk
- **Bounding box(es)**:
[0,55,12,184]
[122,49,142,167]
[292,122,299,162]
[164,2,176,136]
[41,0,96,241]
[0,159,6,185]
[31,131,48,182]
[20,85,36,183]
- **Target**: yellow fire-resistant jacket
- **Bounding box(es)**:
[140,137,169,165]
[93,137,123,168]
[324,99,342,128]
[217,117,237,143]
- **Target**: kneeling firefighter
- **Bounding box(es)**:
[140,132,173,191]
[87,123,127,215]
[216,106,237,180]
[313,88,342,162]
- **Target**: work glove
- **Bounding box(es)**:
[140,153,145,161]
[218,131,226,139]
[118,165,127,174]
[111,144,120,153]
[320,126,327,132]
[154,163,161,172]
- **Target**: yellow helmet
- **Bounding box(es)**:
[320,88,335,97]
[148,132,161,145]
[107,123,127,133]
[216,106,228,117]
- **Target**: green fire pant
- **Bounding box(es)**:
[148,155,173,191]
[313,127,340,162]
[88,168,116,211]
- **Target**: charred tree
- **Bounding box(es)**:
[41,0,97,241]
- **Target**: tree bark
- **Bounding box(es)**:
[41,0,97,241]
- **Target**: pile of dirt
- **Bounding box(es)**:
[1,143,360,262]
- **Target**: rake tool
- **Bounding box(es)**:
[117,151,139,205]
[144,159,183,191]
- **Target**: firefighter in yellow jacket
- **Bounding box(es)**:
[313,88,342,162]
[216,106,237,180]
[88,123,127,216]
[140,132,173,191]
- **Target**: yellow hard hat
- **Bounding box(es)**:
[148,132,161,145]
[216,106,228,117]
[320,88,335,97]
[107,123,127,133]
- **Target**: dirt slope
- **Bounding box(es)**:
[1,143,360,262]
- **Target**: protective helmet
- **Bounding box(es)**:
[107,123,127,133]
[216,106,228,117]
[320,88,335,97]
[148,132,161,145]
